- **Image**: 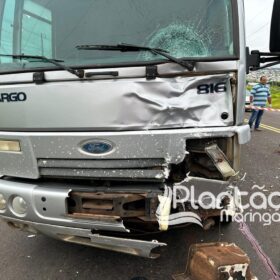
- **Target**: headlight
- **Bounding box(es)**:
[12,196,28,215]
[0,140,21,152]
[0,194,6,210]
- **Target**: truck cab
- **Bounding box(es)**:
[0,0,250,258]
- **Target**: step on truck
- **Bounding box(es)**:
[0,0,280,278]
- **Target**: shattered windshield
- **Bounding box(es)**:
[0,0,235,73]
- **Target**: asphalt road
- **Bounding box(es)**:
[0,111,279,280]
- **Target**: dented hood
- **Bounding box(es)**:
[0,71,233,131]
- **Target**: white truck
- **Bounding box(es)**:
[0,0,279,274]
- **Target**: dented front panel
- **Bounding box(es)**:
[0,73,233,131]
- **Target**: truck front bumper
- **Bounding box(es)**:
[0,176,242,258]
[0,178,168,258]
[4,217,166,259]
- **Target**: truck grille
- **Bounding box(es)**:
[37,159,167,181]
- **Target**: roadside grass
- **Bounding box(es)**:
[247,85,280,109]
[270,86,280,109]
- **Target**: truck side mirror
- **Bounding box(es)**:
[270,0,280,52]
[247,0,280,73]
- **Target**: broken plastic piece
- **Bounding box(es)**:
[205,144,236,178]
[156,187,172,231]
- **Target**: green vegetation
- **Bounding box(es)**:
[270,86,280,109]
[246,85,280,109]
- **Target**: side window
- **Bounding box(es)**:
[21,0,52,57]
[0,0,16,62]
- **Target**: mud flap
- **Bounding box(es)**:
[173,242,257,280]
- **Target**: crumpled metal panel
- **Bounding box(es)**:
[0,74,233,130]
[3,217,166,258]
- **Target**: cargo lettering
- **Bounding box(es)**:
[0,92,27,102]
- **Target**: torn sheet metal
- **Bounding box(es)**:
[88,234,166,259]
[4,218,166,259]
[0,74,233,131]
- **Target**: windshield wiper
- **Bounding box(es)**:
[0,54,84,78]
[76,43,195,71]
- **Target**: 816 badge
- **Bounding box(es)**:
[197,83,227,94]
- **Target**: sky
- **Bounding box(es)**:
[244,0,274,51]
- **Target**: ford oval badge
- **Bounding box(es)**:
[81,141,113,155]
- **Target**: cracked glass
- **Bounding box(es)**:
[0,0,235,72]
